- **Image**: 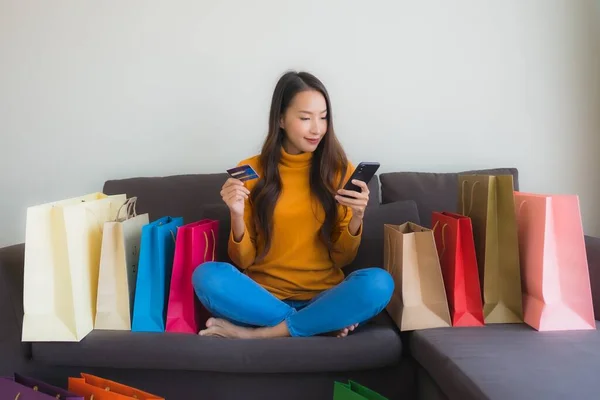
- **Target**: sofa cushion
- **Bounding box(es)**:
[379,168,519,228]
[345,200,420,274]
[410,323,600,400]
[31,313,402,374]
[103,173,230,225]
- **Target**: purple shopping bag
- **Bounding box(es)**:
[1,374,83,399]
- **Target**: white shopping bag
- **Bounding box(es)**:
[22,192,127,342]
[95,197,149,330]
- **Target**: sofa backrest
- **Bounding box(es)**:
[102,173,397,270]
[379,167,520,228]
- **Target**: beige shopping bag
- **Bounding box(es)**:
[384,222,451,331]
[95,197,149,330]
[22,192,127,342]
[458,175,523,323]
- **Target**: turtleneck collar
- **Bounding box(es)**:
[280,145,313,168]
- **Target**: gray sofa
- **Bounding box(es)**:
[1,167,599,400]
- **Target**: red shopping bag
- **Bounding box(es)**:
[515,192,595,331]
[431,212,484,327]
[166,219,219,334]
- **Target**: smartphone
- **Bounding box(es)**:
[342,162,380,195]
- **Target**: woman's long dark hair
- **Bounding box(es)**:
[250,71,348,262]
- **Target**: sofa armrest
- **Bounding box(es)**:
[0,243,30,374]
[585,236,600,321]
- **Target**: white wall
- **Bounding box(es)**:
[1,0,599,247]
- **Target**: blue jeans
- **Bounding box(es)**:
[191,262,394,337]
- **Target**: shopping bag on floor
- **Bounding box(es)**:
[166,219,219,333]
[458,175,523,324]
[515,192,595,331]
[431,212,484,327]
[22,192,127,342]
[131,216,183,332]
[1,374,83,399]
[68,373,164,399]
[383,222,451,331]
[95,197,149,331]
[333,381,388,400]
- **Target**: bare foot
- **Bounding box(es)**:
[330,323,359,338]
[199,317,291,339]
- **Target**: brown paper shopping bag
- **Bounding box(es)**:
[458,175,523,323]
[95,197,149,330]
[384,222,451,331]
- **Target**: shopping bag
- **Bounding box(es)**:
[166,219,219,333]
[333,381,388,400]
[383,222,451,331]
[431,212,484,327]
[1,374,83,399]
[68,373,163,399]
[458,175,523,324]
[95,197,149,330]
[131,216,183,332]
[22,192,127,342]
[515,192,595,331]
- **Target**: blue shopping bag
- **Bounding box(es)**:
[132,216,184,332]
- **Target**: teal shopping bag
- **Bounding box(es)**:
[333,381,388,400]
[132,216,184,332]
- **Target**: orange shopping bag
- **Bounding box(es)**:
[514,192,595,331]
[68,373,164,400]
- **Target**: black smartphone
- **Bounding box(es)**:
[342,162,380,195]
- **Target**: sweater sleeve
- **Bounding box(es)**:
[330,204,363,268]
[330,161,363,268]
[227,194,258,270]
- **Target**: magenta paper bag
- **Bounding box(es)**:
[1,374,83,399]
[514,192,595,331]
[166,219,219,333]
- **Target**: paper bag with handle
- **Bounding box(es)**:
[383,222,451,331]
[458,175,523,323]
[166,219,219,333]
[22,192,127,342]
[431,212,484,327]
[95,197,149,330]
[68,373,164,399]
[515,192,595,331]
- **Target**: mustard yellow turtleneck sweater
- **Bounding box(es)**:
[228,148,362,301]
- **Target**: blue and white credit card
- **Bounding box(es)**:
[226,164,259,182]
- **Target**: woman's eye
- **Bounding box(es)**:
[321,117,327,120]
[300,117,310,121]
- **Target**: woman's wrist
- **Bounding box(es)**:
[231,212,246,242]
[348,215,363,236]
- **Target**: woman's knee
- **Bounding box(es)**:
[191,261,236,296]
[350,267,395,306]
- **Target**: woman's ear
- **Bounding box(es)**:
[279,115,285,129]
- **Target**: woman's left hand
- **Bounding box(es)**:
[335,180,370,220]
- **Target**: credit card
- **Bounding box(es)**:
[226,164,259,182]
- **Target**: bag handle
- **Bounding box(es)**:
[432,221,448,260]
[204,229,216,261]
[114,197,139,222]
[461,180,480,216]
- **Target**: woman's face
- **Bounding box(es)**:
[280,89,328,155]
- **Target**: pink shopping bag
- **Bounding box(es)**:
[515,192,595,331]
[166,219,219,334]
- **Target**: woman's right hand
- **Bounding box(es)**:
[220,178,250,218]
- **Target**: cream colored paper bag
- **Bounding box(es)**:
[22,192,127,342]
[95,197,149,330]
